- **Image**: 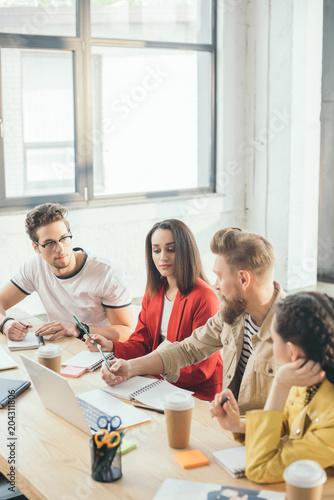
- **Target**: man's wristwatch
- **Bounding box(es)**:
[76,323,90,341]
[0,317,15,335]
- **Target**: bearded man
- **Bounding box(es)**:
[101,227,284,413]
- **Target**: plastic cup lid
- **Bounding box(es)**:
[164,392,195,411]
[283,460,327,488]
[37,345,62,358]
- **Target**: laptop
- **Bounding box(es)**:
[21,354,151,435]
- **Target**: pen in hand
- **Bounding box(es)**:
[220,396,230,407]
[71,313,117,381]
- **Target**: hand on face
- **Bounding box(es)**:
[275,358,326,390]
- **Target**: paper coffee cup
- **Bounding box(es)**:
[164,392,195,449]
[37,345,62,374]
[283,460,327,500]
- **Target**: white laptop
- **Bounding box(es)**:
[20,355,151,435]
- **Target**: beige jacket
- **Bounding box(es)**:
[156,282,285,414]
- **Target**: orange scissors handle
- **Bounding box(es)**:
[94,428,121,449]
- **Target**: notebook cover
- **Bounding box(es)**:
[173,449,210,469]
[0,379,31,409]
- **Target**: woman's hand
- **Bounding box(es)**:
[275,358,326,390]
[84,333,113,352]
[210,389,245,434]
[101,358,132,386]
[264,358,326,412]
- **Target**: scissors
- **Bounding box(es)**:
[97,414,122,432]
[94,428,121,449]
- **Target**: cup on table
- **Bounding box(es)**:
[283,460,327,500]
[164,392,195,449]
[37,345,62,373]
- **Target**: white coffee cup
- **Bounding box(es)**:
[283,460,327,500]
[37,345,62,373]
[164,393,195,449]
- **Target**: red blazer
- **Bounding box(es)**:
[113,278,223,401]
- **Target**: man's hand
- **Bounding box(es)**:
[5,321,32,341]
[35,321,78,341]
[84,334,113,352]
[210,389,245,434]
[101,358,132,386]
[275,358,326,390]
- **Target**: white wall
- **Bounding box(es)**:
[0,0,324,315]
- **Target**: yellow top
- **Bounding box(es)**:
[244,379,334,483]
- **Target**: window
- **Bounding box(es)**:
[0,0,216,208]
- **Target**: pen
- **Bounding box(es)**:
[210,395,230,418]
[72,313,117,381]
[134,405,164,415]
[220,396,230,407]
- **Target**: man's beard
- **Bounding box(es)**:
[220,293,247,325]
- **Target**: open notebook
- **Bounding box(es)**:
[62,351,114,372]
[6,312,45,351]
[102,376,194,411]
[212,445,246,478]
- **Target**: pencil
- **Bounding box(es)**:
[72,313,117,381]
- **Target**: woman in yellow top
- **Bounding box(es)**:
[210,291,334,483]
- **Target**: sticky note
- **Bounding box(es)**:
[60,365,87,378]
[120,439,137,455]
[173,449,210,469]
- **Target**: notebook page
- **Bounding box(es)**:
[62,351,113,369]
[7,331,41,351]
[133,379,193,410]
[102,376,157,400]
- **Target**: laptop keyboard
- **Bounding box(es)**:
[77,397,110,432]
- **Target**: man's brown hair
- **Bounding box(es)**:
[25,203,70,242]
[210,227,274,276]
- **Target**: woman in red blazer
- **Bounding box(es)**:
[86,219,223,401]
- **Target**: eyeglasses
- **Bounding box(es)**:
[35,232,73,252]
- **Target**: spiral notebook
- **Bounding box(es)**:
[212,446,246,478]
[62,351,114,372]
[102,376,193,411]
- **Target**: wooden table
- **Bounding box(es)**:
[1,323,333,500]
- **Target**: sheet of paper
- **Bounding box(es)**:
[0,346,18,370]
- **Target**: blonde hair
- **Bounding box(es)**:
[210,227,274,276]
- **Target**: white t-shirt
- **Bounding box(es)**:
[160,295,174,341]
[11,248,132,327]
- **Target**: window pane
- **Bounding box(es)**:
[0,0,76,37]
[92,46,212,197]
[2,49,76,198]
[91,0,212,44]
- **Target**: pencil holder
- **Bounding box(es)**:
[89,437,122,483]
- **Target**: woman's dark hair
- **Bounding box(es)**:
[275,292,334,383]
[145,219,209,297]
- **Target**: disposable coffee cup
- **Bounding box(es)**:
[164,392,195,449]
[37,345,62,374]
[283,460,327,500]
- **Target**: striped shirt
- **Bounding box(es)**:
[237,314,260,378]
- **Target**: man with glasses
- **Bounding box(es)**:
[0,203,134,342]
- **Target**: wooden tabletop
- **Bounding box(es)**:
[0,320,333,500]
